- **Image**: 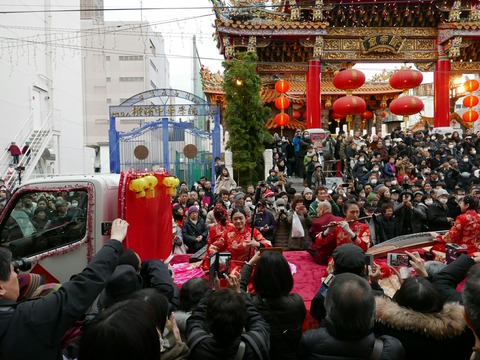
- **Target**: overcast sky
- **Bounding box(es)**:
[104,1,433,92]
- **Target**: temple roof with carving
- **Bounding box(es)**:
[211,0,480,64]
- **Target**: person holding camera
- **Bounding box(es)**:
[252,200,276,244]
[0,218,129,360]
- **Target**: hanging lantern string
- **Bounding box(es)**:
[462,79,479,123]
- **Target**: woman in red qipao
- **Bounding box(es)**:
[437,195,480,253]
[202,206,271,272]
[317,201,371,253]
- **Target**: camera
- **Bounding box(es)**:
[12,258,32,272]
[446,244,468,264]
[260,181,267,187]
[279,208,286,215]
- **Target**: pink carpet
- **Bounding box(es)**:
[169,251,327,311]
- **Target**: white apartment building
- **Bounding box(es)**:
[0,1,88,185]
[81,4,170,172]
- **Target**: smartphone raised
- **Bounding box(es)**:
[387,253,411,267]
[209,252,232,282]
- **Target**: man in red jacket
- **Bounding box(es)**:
[308,201,344,265]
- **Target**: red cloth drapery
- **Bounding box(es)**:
[119,171,172,261]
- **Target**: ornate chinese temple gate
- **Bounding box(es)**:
[207,0,480,131]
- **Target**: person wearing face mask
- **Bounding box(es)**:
[469,147,480,167]
[361,164,382,185]
[413,194,433,232]
[427,189,454,231]
[352,154,369,181]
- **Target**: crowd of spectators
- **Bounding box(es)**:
[4,126,480,359]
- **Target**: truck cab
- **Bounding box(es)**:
[0,175,121,283]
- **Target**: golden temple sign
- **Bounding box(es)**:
[362,35,404,54]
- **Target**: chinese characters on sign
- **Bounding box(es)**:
[362,35,404,53]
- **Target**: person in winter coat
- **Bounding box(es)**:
[375,277,474,360]
[186,288,270,360]
[241,251,306,360]
[6,141,21,164]
[214,168,237,195]
[0,218,129,360]
[376,203,396,242]
[181,206,208,254]
[287,196,312,250]
[273,198,290,249]
[301,273,405,360]
[427,189,454,231]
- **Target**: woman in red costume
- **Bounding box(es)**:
[436,195,480,253]
[316,201,371,255]
[203,207,271,271]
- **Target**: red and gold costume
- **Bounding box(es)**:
[443,210,480,253]
[317,221,371,252]
[202,222,271,271]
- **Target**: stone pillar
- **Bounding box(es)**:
[374,109,383,135]
[321,109,330,130]
[263,149,273,181]
[306,59,321,128]
[224,150,234,179]
[434,43,451,128]
[353,115,362,133]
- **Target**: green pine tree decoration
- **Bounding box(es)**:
[223,51,273,185]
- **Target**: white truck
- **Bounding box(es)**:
[0,174,124,283]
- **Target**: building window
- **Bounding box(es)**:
[106,77,111,82]
[106,56,110,61]
[150,80,157,89]
[150,59,158,72]
[119,98,127,103]
[106,98,112,104]
[149,40,156,55]
[119,77,144,82]
[119,55,143,61]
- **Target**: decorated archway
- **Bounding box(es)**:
[109,89,221,184]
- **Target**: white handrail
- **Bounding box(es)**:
[0,111,34,174]
[3,112,54,190]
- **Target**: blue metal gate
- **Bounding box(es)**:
[109,89,221,186]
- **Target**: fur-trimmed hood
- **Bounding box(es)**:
[375,296,467,340]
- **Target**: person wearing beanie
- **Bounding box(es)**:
[181,205,208,254]
[302,187,315,211]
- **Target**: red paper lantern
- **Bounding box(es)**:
[293,110,301,120]
[275,80,290,93]
[464,79,480,93]
[389,69,423,90]
[463,110,479,123]
[275,97,290,110]
[389,96,424,116]
[332,96,367,116]
[275,113,290,126]
[361,110,373,120]
[333,69,366,90]
[381,111,387,118]
[463,95,479,108]
[331,112,345,120]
